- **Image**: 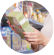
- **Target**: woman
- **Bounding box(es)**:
[7,14,53,52]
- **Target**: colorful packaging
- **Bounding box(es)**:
[21,39,31,51]
[34,12,37,21]
[1,27,11,47]
[7,7,11,12]
[12,31,21,52]
[1,27,6,37]
[2,37,7,51]
[5,27,11,48]
[36,9,43,23]
[27,42,31,50]
[7,11,34,39]
[18,1,23,12]
[21,39,27,51]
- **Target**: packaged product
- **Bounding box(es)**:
[18,1,23,12]
[5,27,11,48]
[2,37,7,51]
[34,12,37,21]
[21,39,27,51]
[1,27,11,47]
[12,31,21,52]
[36,9,43,23]
[27,42,31,50]
[31,13,34,20]
[23,2,34,19]
[7,11,34,39]
[21,39,31,51]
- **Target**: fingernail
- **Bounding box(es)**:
[23,32,25,34]
[11,25,13,28]
[7,21,9,23]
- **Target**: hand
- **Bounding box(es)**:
[23,27,50,46]
[7,20,18,34]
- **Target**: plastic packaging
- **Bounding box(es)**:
[18,1,23,12]
[12,31,21,52]
[1,27,11,47]
[36,9,43,23]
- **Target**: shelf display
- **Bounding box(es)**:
[1,27,32,52]
[1,1,49,54]
[2,37,7,51]
[5,1,48,25]
[18,1,23,12]
[21,39,31,51]
[12,31,21,52]
[1,27,11,47]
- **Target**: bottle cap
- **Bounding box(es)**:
[36,9,41,14]
[32,13,34,16]
[36,9,39,12]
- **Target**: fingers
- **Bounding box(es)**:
[25,36,38,42]
[26,38,38,44]
[7,21,18,34]
[27,38,38,42]
[7,21,11,25]
[23,32,39,37]
[11,25,18,34]
[13,29,18,34]
[23,32,36,35]
[32,26,36,31]
[31,26,38,31]
[7,21,12,27]
[29,42,37,44]
[7,21,14,29]
[24,35,37,39]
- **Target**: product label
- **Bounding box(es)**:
[7,11,34,39]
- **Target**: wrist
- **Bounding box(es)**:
[43,36,50,46]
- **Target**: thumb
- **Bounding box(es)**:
[32,27,36,31]
[32,26,38,31]
[30,25,36,30]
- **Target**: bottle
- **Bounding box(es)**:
[31,13,34,20]
[14,3,16,7]
[34,12,37,21]
[36,9,43,23]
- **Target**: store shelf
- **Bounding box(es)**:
[23,1,44,10]
[28,19,43,30]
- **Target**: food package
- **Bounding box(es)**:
[21,39,27,51]
[34,12,37,21]
[5,27,11,47]
[1,27,11,47]
[7,11,34,39]
[18,1,23,12]
[36,9,43,23]
[2,37,7,51]
[21,39,31,51]
[12,31,21,52]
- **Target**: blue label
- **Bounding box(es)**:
[1,27,6,37]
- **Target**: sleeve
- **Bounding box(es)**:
[31,45,39,52]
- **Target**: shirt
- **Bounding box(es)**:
[31,14,53,52]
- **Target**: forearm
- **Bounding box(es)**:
[31,44,39,52]
[31,44,38,49]
[44,39,54,51]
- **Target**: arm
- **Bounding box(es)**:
[31,44,39,52]
[31,44,37,49]
[44,39,54,51]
